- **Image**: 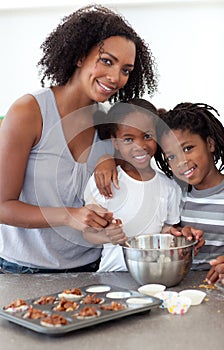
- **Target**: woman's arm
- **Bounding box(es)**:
[0,96,111,231]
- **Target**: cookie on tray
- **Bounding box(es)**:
[33,295,58,305]
[40,314,69,327]
[23,307,49,319]
[100,301,126,311]
[73,306,100,319]
[82,293,104,305]
[3,299,29,313]
[58,288,84,301]
[53,297,79,312]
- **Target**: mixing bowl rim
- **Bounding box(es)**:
[123,233,197,251]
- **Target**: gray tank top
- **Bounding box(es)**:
[0,88,113,269]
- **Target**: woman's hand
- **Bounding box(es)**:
[67,205,113,231]
[206,256,224,284]
[167,225,204,255]
[94,155,119,197]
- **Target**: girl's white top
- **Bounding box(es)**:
[84,166,182,271]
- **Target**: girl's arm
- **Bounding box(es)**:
[83,219,127,245]
[94,154,119,198]
[0,96,111,231]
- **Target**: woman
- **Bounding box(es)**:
[0,4,157,273]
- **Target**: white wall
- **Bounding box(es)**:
[0,0,224,123]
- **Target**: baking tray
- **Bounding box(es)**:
[0,284,161,335]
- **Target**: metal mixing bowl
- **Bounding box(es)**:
[123,234,196,287]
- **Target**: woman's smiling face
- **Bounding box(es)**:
[160,128,220,190]
[76,36,136,103]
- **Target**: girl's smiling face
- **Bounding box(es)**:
[160,129,223,190]
[76,36,136,103]
[113,111,157,178]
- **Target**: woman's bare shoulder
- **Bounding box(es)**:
[6,94,40,118]
[4,94,42,145]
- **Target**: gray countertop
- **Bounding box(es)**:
[0,271,223,350]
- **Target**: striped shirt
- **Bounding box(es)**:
[181,180,224,270]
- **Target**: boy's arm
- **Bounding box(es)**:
[163,224,205,255]
[206,256,224,284]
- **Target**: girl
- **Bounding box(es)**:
[84,99,182,271]
[0,5,157,273]
[155,102,224,283]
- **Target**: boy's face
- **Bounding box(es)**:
[160,129,217,190]
[112,111,157,171]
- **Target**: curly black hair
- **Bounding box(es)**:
[155,102,224,179]
[94,98,158,140]
[37,4,157,102]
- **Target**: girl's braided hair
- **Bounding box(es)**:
[155,102,224,179]
[37,4,157,102]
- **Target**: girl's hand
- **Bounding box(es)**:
[67,205,113,231]
[206,256,224,284]
[104,219,127,245]
[94,155,119,197]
